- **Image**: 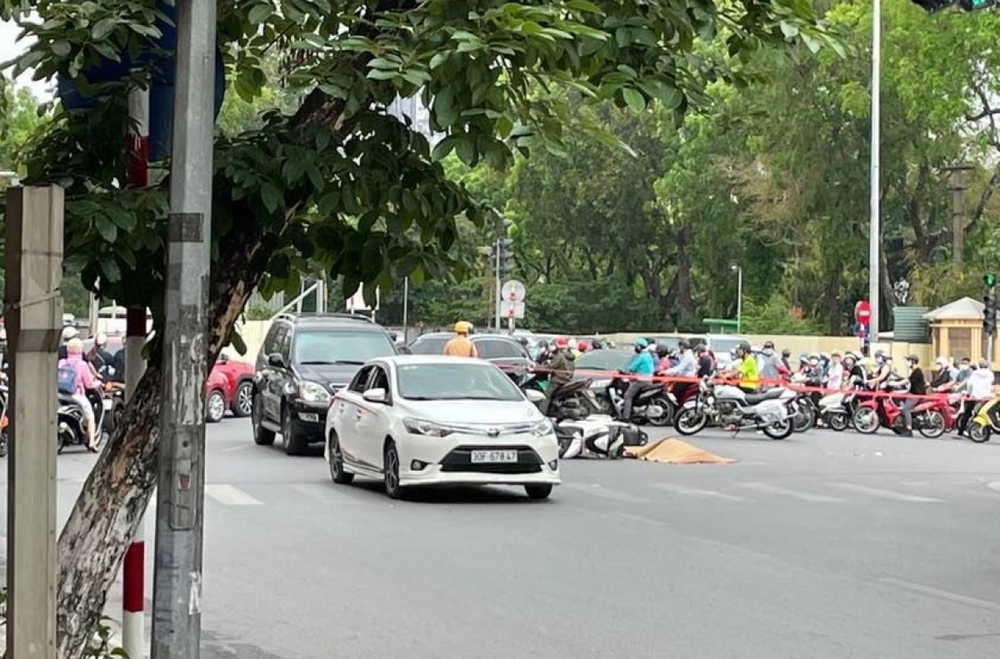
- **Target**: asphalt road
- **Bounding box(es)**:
[6,418,1000,659]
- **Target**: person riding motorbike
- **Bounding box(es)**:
[757,341,783,385]
[621,338,656,420]
[443,321,477,357]
[540,337,575,415]
[58,338,102,452]
[660,339,696,399]
[58,325,80,360]
[721,341,759,393]
[929,356,952,391]
[694,343,713,378]
[956,359,994,436]
[88,332,114,371]
[898,354,927,437]
[781,348,792,373]
[654,344,673,373]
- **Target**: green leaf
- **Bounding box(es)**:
[260,183,281,214]
[431,135,458,161]
[92,18,116,41]
[99,257,122,283]
[227,329,248,356]
[780,21,799,39]
[51,41,71,57]
[622,88,646,111]
[566,0,605,14]
[248,2,272,24]
[455,136,477,166]
[95,216,117,243]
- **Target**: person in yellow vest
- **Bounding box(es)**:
[443,321,478,357]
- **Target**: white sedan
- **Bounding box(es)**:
[324,355,561,500]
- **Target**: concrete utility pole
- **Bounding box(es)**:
[868,0,882,339]
[5,185,64,659]
[150,0,216,657]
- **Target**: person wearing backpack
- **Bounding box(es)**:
[58,338,100,452]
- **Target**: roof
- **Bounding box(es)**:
[413,332,521,342]
[923,297,984,321]
[275,313,384,329]
[377,355,497,366]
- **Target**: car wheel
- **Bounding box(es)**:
[206,390,226,423]
[251,393,275,446]
[281,406,308,456]
[232,381,253,417]
[328,431,354,485]
[525,484,553,500]
[383,441,405,499]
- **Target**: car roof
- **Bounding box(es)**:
[411,332,520,343]
[274,312,378,327]
[378,355,499,367]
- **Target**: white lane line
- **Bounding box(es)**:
[829,483,943,503]
[879,578,1000,612]
[292,483,361,504]
[650,483,745,502]
[218,444,254,453]
[205,484,264,506]
[738,482,843,503]
[562,483,649,504]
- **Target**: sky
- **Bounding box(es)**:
[1,18,54,100]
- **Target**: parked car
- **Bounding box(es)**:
[407,332,533,381]
[325,355,560,499]
[214,353,255,417]
[251,313,399,455]
[205,368,231,423]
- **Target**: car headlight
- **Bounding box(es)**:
[298,380,331,404]
[529,419,554,437]
[403,418,454,437]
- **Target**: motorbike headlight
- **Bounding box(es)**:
[591,379,611,389]
[298,381,331,404]
[403,418,454,437]
[529,419,554,437]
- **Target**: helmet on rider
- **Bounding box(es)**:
[454,321,472,335]
[66,338,84,355]
[782,348,791,358]
[905,354,919,365]
[61,326,79,342]
[656,344,671,359]
[874,349,887,363]
[95,332,107,347]
[763,340,775,350]
[633,338,649,353]
[577,340,589,353]
[735,341,752,358]
[799,354,809,364]
[935,356,949,368]
[693,342,707,354]
[980,359,990,369]
[554,336,569,349]
[678,339,690,351]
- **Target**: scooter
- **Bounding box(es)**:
[969,397,1000,443]
[851,381,944,437]
[600,373,673,426]
[673,377,797,440]
[57,386,108,454]
[553,415,644,459]
[817,376,865,431]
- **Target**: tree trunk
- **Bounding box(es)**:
[55,214,275,659]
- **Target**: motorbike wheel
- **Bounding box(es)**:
[645,394,674,427]
[763,419,794,440]
[968,424,991,443]
[674,408,708,436]
[852,407,880,434]
[792,402,815,432]
[917,410,946,439]
[827,413,849,432]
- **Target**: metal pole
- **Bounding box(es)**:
[5,185,64,659]
[123,84,151,659]
[402,276,409,339]
[736,266,743,334]
[150,0,216,657]
[868,0,882,339]
[988,284,996,365]
[494,238,501,331]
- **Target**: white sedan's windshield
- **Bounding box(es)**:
[397,363,524,401]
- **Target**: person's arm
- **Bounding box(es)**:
[469,342,478,358]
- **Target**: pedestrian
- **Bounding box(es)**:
[443,321,477,357]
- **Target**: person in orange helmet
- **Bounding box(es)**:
[443,321,477,357]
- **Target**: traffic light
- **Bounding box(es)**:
[986,273,997,287]
[910,0,955,11]
[497,237,514,278]
[985,290,997,335]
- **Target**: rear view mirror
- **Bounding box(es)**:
[362,388,387,404]
[525,389,545,403]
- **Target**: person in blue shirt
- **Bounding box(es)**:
[621,338,655,421]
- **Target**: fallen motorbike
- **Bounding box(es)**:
[594,373,674,426]
[57,386,109,454]
[553,416,646,459]
[673,377,797,440]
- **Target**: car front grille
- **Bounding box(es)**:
[439,445,543,474]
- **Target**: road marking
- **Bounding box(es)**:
[562,483,649,504]
[738,482,843,503]
[829,483,943,503]
[205,484,264,506]
[879,577,1000,612]
[650,483,744,502]
[292,483,361,504]
[218,444,253,453]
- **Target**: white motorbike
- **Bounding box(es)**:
[554,415,646,459]
[673,377,796,440]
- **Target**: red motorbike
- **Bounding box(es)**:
[851,382,950,437]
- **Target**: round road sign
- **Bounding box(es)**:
[501,279,526,302]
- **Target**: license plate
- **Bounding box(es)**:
[471,449,518,464]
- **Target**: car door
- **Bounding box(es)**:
[356,364,393,470]
[255,323,283,422]
[264,324,291,421]
[335,365,374,468]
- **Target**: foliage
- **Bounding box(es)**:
[741,293,823,335]
[0,588,127,659]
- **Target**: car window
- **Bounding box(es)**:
[262,323,283,357]
[408,336,448,355]
[396,363,524,401]
[292,330,396,365]
[576,350,633,372]
[711,338,743,354]
[278,326,293,362]
[348,366,374,393]
[475,339,522,360]
[369,366,391,400]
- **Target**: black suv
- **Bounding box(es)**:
[407,332,532,381]
[251,313,398,455]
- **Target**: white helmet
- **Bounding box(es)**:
[61,326,79,342]
[936,356,949,368]
[95,332,108,346]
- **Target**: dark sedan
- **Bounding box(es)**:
[407,332,533,380]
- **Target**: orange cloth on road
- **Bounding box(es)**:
[443,336,477,357]
[625,438,735,464]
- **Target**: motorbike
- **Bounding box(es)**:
[595,373,674,426]
[816,376,866,431]
[969,397,1000,443]
[673,377,797,440]
[553,415,645,459]
[851,381,946,437]
[521,380,597,422]
[57,385,109,454]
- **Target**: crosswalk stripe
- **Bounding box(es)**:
[650,483,744,502]
[829,483,943,503]
[562,482,649,504]
[879,578,1000,612]
[738,482,843,503]
[205,484,264,506]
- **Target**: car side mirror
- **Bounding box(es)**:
[524,389,545,403]
[362,388,387,404]
[267,353,285,368]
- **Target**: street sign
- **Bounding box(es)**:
[854,300,871,325]
[501,279,526,302]
[500,300,525,319]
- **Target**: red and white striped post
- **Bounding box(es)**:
[122,86,150,659]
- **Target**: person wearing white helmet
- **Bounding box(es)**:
[58,325,80,360]
[929,356,952,392]
[88,332,113,370]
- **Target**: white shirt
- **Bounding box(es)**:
[967,369,995,399]
[825,362,844,390]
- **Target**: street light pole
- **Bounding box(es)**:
[732,265,743,334]
[402,276,409,341]
[494,237,501,331]
[868,0,882,340]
